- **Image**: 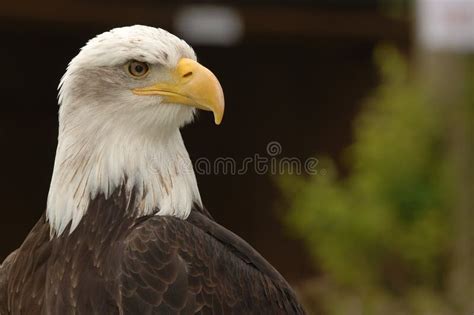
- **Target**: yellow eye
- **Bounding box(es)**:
[128,61,149,77]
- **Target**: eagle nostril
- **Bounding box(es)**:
[183,71,193,78]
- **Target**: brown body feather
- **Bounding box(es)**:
[0,187,305,314]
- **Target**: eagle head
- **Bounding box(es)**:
[59,25,224,137]
[48,26,223,235]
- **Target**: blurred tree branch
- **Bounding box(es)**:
[279,46,473,314]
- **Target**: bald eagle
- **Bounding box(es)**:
[0,26,305,314]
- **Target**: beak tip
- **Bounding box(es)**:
[212,100,224,125]
[214,115,223,125]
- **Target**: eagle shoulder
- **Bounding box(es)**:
[187,211,306,314]
[119,211,305,314]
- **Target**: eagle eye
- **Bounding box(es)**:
[128,61,149,78]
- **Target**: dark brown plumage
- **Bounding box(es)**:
[0,187,305,314]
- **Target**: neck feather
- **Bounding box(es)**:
[46,123,202,236]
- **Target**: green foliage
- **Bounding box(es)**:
[280,47,456,314]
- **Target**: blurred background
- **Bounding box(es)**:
[0,0,473,314]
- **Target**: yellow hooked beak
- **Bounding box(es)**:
[133,58,225,125]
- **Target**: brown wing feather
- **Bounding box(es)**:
[119,212,306,314]
[0,250,18,314]
[120,220,196,314]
